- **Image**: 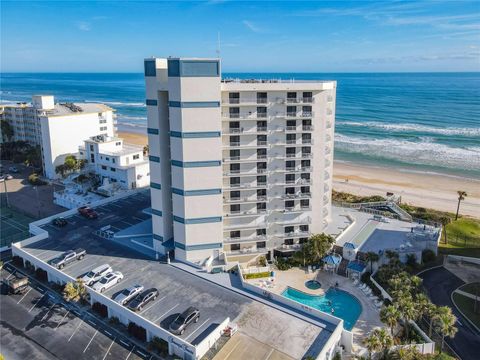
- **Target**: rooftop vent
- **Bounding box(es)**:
[61,102,83,112]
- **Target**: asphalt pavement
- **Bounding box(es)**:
[420,266,480,360]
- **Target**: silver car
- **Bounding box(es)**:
[113,285,144,305]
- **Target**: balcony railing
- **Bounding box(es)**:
[285,97,314,104]
[302,139,313,145]
[224,235,267,243]
[302,125,314,131]
[286,126,298,131]
[281,231,310,238]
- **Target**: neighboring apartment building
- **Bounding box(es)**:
[1,95,115,179]
[80,135,150,190]
[145,58,336,265]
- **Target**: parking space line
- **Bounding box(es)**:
[17,288,32,304]
[139,299,163,315]
[41,302,56,321]
[119,339,130,347]
[102,338,116,360]
[6,272,15,280]
[185,318,210,341]
[68,317,84,341]
[55,310,70,330]
[28,294,45,312]
[126,346,135,360]
[264,348,275,360]
[83,329,98,353]
[87,318,97,327]
[153,304,179,322]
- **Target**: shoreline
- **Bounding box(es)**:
[118,130,480,218]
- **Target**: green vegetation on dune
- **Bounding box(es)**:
[452,292,480,329]
[439,218,480,258]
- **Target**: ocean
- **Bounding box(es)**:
[1,72,479,179]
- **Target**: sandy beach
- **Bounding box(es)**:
[119,131,479,218]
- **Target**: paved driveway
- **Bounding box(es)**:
[420,267,480,360]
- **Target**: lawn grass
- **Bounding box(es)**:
[452,292,480,329]
[438,217,480,258]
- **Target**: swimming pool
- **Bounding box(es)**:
[282,287,362,331]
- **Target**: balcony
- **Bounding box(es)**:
[274,217,312,225]
[224,247,267,256]
[223,169,262,177]
[222,113,271,121]
[285,126,298,132]
[225,209,267,218]
[286,139,298,145]
[223,221,267,230]
[302,139,313,145]
[223,182,267,190]
[285,97,314,104]
[279,231,310,238]
[224,235,267,244]
[224,196,260,204]
[221,98,271,106]
[223,156,264,163]
[302,125,314,131]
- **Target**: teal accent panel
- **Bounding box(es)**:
[150,182,161,190]
[168,101,220,108]
[170,131,220,138]
[151,209,163,217]
[146,99,158,106]
[149,155,160,163]
[147,128,159,135]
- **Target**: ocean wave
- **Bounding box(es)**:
[334,134,480,171]
[117,115,147,122]
[87,100,146,107]
[337,121,480,137]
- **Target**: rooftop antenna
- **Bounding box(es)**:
[216,32,221,59]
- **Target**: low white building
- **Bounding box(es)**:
[80,135,150,191]
[1,95,115,179]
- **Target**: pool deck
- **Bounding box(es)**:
[259,268,383,353]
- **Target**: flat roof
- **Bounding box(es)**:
[18,190,333,358]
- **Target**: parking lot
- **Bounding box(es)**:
[1,264,146,360]
[24,191,249,345]
[15,191,330,359]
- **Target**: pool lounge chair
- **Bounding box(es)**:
[375,300,384,308]
[358,283,367,290]
[353,279,359,286]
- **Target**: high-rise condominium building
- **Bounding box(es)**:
[0,95,115,179]
[144,58,336,265]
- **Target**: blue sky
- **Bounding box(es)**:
[1,0,479,72]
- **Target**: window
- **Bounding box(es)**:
[257,92,267,104]
[301,173,310,180]
[106,157,110,161]
[302,133,312,143]
[285,187,295,195]
[99,119,107,124]
[90,145,94,151]
[285,174,295,183]
[302,146,311,155]
[257,148,267,158]
[230,135,240,146]
[230,191,240,199]
[101,165,107,170]
[285,200,295,209]
[258,162,267,170]
[301,186,310,194]
[231,244,240,251]
[303,92,313,102]
[100,126,107,131]
[284,239,294,245]
[229,92,240,104]
[302,106,312,117]
[257,202,266,210]
[284,226,294,234]
[286,134,296,143]
[256,241,266,248]
[229,107,240,118]
[230,149,240,160]
[133,154,140,160]
[299,238,308,244]
[116,142,121,146]
[257,135,267,145]
[230,231,240,238]
[257,175,266,185]
[230,163,240,173]
[257,107,267,118]
[301,199,310,208]
[257,189,266,198]
[257,228,266,236]
[229,121,240,132]
[110,167,116,172]
[286,147,296,157]
[112,158,116,163]
[287,106,296,116]
[230,177,240,186]
[230,204,240,213]
[287,92,297,102]
[257,121,267,131]
[300,225,309,232]
[286,160,295,170]
[90,154,95,163]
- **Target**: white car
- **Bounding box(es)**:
[92,271,124,292]
[5,174,13,180]
[80,264,112,286]
[113,285,144,305]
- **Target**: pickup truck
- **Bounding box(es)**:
[3,276,29,295]
[78,206,98,219]
[50,249,86,269]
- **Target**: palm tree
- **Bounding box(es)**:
[376,328,394,359]
[439,216,451,244]
[364,331,382,360]
[63,279,88,303]
[435,306,458,352]
[455,191,467,220]
[366,251,380,273]
[397,295,418,340]
[380,305,400,336]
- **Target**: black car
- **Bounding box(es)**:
[53,217,68,227]
[169,307,200,335]
[128,288,158,311]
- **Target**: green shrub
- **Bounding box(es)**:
[257,256,267,267]
[28,173,47,186]
[148,336,169,356]
[275,257,292,271]
[244,271,271,280]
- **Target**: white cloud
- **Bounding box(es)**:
[76,21,91,31]
[242,20,261,33]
